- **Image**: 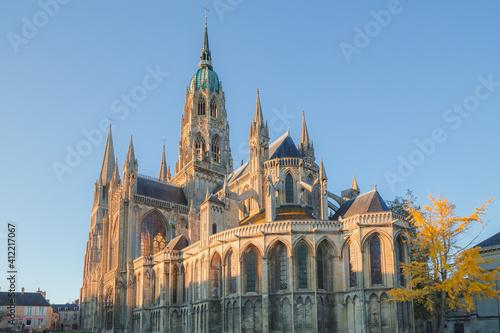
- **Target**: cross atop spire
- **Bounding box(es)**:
[200,15,212,69]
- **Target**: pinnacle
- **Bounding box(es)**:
[99,125,115,186]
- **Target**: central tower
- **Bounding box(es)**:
[172,19,233,207]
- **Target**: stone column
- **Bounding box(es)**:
[261,255,269,333]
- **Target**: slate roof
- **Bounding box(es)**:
[167,234,189,251]
[476,231,500,249]
[206,195,223,205]
[52,304,79,312]
[269,131,302,159]
[136,176,187,205]
[240,205,315,225]
[227,161,249,183]
[0,292,50,307]
[332,189,390,220]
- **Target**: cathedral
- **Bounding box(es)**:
[80,19,413,333]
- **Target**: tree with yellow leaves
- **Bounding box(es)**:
[388,195,498,333]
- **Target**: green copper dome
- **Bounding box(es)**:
[189,18,220,93]
[190,67,220,93]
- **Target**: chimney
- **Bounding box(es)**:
[36,288,47,298]
[21,287,25,294]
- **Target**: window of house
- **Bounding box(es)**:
[211,137,220,163]
[196,261,201,300]
[246,250,256,292]
[195,136,205,161]
[198,98,206,116]
[230,254,237,294]
[279,245,287,290]
[210,98,217,117]
[317,247,324,289]
[370,236,383,285]
[396,237,405,286]
[172,267,178,304]
[140,212,166,257]
[298,245,308,288]
[285,173,294,203]
[349,243,357,287]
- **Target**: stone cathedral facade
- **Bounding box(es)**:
[80,21,413,333]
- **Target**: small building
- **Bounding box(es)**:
[444,231,500,333]
[52,302,79,331]
[0,288,53,332]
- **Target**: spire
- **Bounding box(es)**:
[253,89,264,126]
[300,111,311,147]
[126,135,136,165]
[200,16,212,69]
[99,125,115,185]
[111,158,120,184]
[205,187,210,200]
[352,174,359,191]
[159,144,167,181]
[167,166,171,180]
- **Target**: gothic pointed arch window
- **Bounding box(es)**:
[370,236,383,285]
[274,244,288,291]
[104,289,113,330]
[140,211,166,257]
[195,260,201,300]
[396,237,405,286]
[194,135,206,161]
[152,270,160,306]
[246,250,257,292]
[110,223,118,270]
[317,247,324,290]
[348,242,357,287]
[181,266,186,303]
[285,173,294,203]
[212,223,217,235]
[210,98,217,117]
[172,267,178,304]
[297,244,308,289]
[211,135,220,163]
[226,251,237,294]
[198,98,206,116]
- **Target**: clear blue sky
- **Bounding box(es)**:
[0,1,498,303]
